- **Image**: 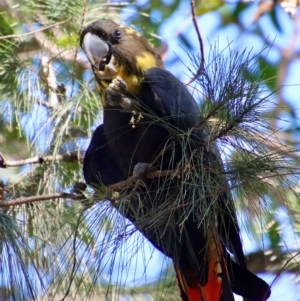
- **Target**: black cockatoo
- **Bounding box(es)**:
[80,20,271,301]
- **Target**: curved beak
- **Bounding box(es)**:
[81,32,110,71]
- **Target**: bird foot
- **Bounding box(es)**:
[106,77,135,110]
[109,76,127,93]
[133,163,150,178]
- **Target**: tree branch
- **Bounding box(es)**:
[246,248,300,274]
[109,169,175,191]
[0,18,70,40]
[0,192,83,207]
[41,56,60,108]
[0,169,175,207]
[0,152,84,168]
[185,0,205,86]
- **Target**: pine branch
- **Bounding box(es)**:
[0,18,70,40]
[185,0,205,86]
[0,192,82,207]
[109,169,175,191]
[246,249,300,275]
[0,153,84,168]
[0,170,175,208]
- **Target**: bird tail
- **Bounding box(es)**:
[174,235,271,301]
[175,236,231,301]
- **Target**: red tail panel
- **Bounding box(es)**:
[175,238,223,301]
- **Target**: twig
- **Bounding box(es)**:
[41,56,60,107]
[0,18,70,40]
[149,142,175,170]
[35,99,54,109]
[0,193,82,207]
[0,169,176,207]
[267,251,300,300]
[185,0,205,86]
[0,153,84,168]
[109,169,175,191]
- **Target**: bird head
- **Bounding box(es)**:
[80,20,164,96]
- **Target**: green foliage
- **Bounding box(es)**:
[269,8,283,33]
[195,0,224,15]
[258,57,278,92]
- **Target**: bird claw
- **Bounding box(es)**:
[105,88,124,106]
[106,77,135,110]
[109,76,127,94]
[133,163,150,178]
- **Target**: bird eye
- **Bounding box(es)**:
[111,29,122,43]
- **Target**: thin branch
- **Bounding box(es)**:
[150,142,175,169]
[246,248,300,274]
[0,170,175,207]
[0,153,84,168]
[0,193,82,207]
[185,0,205,86]
[0,18,70,40]
[269,251,300,287]
[41,56,60,108]
[35,98,54,109]
[109,169,175,191]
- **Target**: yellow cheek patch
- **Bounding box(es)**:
[122,26,142,38]
[136,51,157,72]
[119,25,137,34]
